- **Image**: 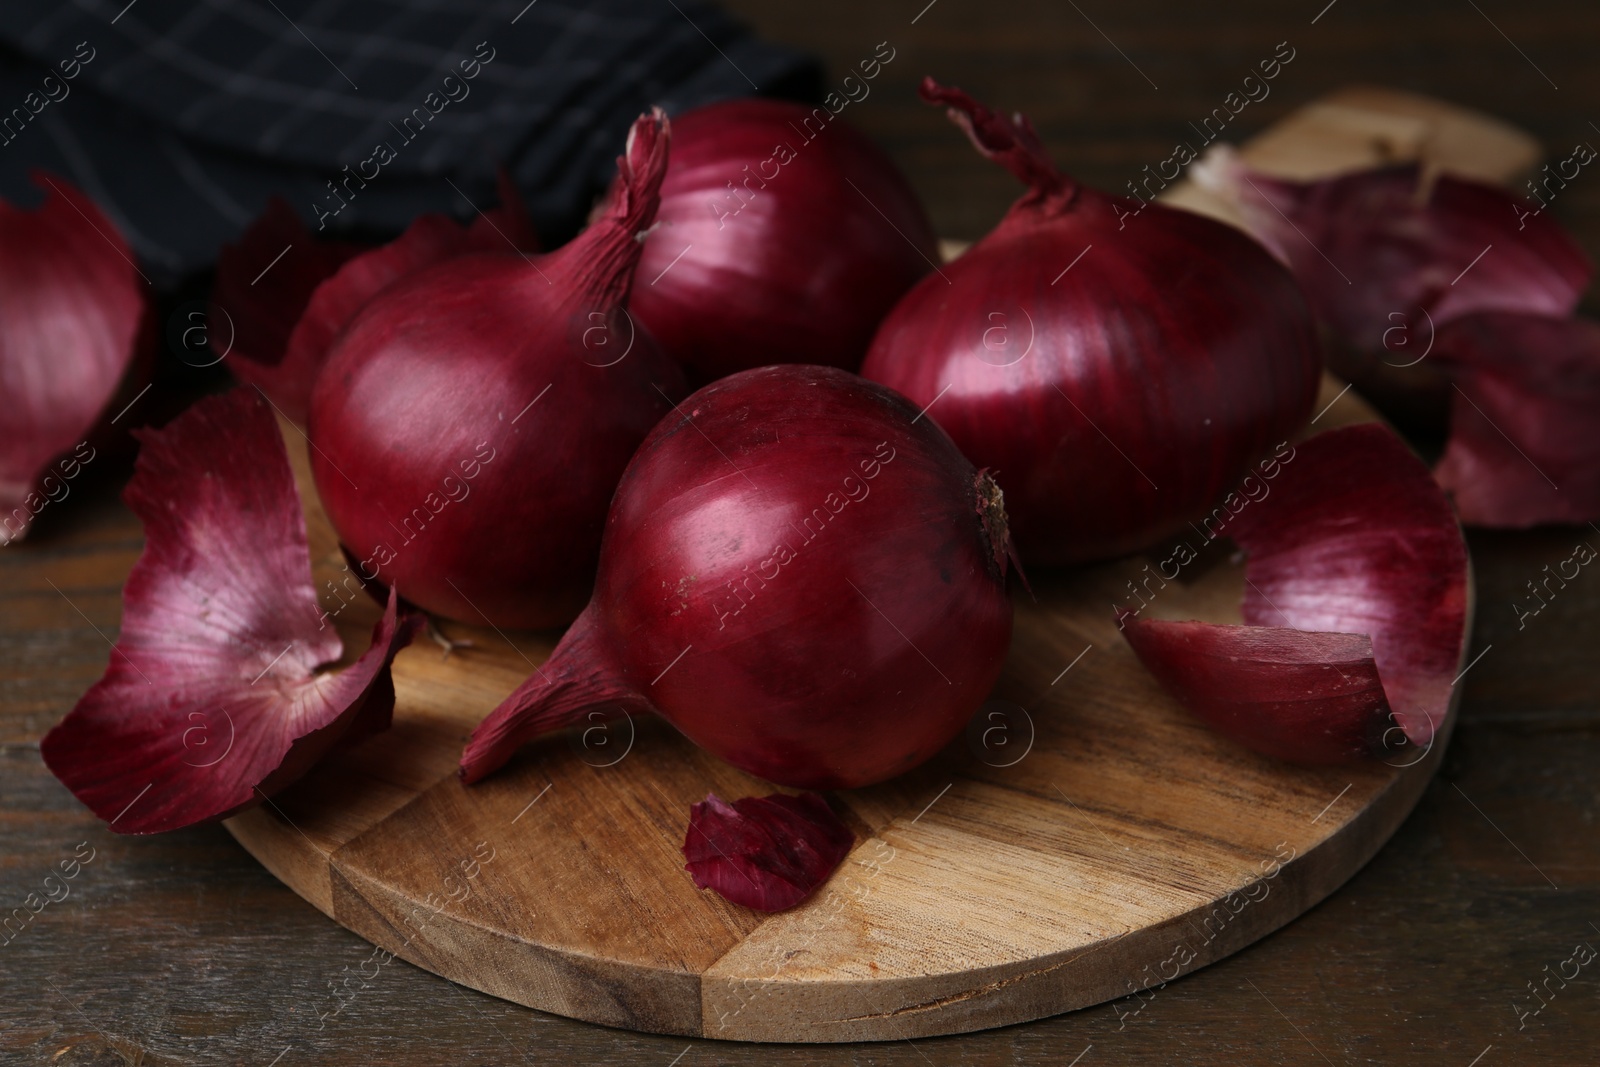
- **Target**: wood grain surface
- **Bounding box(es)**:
[3,2,1598,1064]
[223,374,1450,1043]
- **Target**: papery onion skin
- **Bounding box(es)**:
[1119,423,1469,764]
[461,364,1015,790]
[684,792,855,912]
[627,98,939,381]
[308,112,685,629]
[862,80,1322,566]
[0,172,147,544]
[40,389,420,834]
[1432,312,1600,527]
[1225,424,1468,748]
[1190,150,1593,429]
[1120,615,1393,764]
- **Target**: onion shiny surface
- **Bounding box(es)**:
[864,80,1323,565]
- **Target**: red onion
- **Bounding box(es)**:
[1190,148,1592,428]
[626,98,939,381]
[1121,424,1469,764]
[460,364,1015,790]
[1,173,148,544]
[307,111,685,629]
[861,80,1322,566]
[684,791,854,912]
[217,175,538,424]
[42,389,420,834]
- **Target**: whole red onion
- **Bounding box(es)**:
[308,111,685,628]
[861,80,1322,565]
[627,98,939,381]
[461,364,1015,790]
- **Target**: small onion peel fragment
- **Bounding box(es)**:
[1121,424,1469,764]
[0,172,146,544]
[40,388,421,834]
[684,792,855,912]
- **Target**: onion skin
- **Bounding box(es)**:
[41,389,421,834]
[308,112,685,629]
[1432,312,1600,527]
[862,80,1322,566]
[1190,149,1593,430]
[1229,425,1468,750]
[684,792,855,912]
[1121,616,1393,764]
[1120,424,1469,764]
[461,364,1015,790]
[628,98,939,381]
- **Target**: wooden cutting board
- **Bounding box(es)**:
[225,86,1507,1042]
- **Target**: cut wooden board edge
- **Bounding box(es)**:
[221,459,1472,1042]
[328,858,708,1035]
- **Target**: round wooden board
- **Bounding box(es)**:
[224,375,1472,1042]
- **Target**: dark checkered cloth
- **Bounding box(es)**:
[0,0,816,284]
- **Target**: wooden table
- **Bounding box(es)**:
[4,2,1597,1063]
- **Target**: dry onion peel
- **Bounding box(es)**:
[683,791,855,912]
[1192,151,1591,349]
[40,388,421,834]
[1190,149,1591,429]
[1432,312,1600,526]
[1121,423,1469,764]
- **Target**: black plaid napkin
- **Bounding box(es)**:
[0,0,816,284]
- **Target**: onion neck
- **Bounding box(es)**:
[459,606,655,784]
[553,107,672,309]
[975,469,1029,592]
[920,77,1079,216]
